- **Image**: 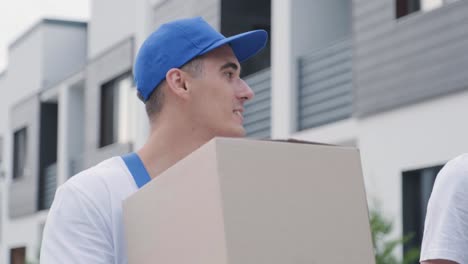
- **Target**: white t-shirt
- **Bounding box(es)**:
[40,157,138,264]
[420,153,468,263]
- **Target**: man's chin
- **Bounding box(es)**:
[217,126,246,138]
[232,126,246,137]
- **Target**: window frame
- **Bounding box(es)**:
[99,72,133,148]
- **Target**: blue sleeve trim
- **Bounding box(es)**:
[121,152,151,189]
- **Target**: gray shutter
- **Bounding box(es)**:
[244,68,271,139]
[298,39,353,130]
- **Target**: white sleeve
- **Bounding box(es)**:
[40,183,114,264]
[420,156,468,263]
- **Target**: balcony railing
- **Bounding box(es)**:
[69,156,84,177]
[243,68,272,139]
[297,38,353,130]
[38,162,57,210]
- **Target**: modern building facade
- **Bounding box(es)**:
[1,0,467,263]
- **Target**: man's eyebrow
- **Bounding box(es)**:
[219,62,239,72]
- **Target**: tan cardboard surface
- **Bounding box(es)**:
[123,137,375,264]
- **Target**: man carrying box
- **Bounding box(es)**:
[420,154,468,264]
[40,17,267,264]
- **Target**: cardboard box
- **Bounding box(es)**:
[123,138,375,264]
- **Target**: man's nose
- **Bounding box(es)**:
[237,79,255,102]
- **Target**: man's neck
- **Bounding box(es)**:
[136,125,212,180]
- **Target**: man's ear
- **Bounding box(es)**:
[165,68,189,98]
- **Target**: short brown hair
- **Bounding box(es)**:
[138,57,204,122]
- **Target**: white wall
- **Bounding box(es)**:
[0,27,43,199]
[0,26,43,239]
[270,1,468,256]
[292,119,358,145]
[3,26,43,115]
[358,89,468,240]
[53,72,86,185]
[4,212,47,263]
[286,88,468,255]
[0,25,44,264]
[43,22,87,88]
[0,26,43,169]
[88,0,152,150]
[0,72,6,263]
[0,71,8,163]
[88,0,136,59]
[148,0,220,32]
[0,21,89,263]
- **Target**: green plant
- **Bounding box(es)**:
[370,209,420,264]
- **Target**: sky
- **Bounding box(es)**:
[0,0,90,72]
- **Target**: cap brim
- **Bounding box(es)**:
[199,30,268,62]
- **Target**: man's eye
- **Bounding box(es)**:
[225,72,234,78]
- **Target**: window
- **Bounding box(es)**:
[10,247,26,264]
[396,0,421,18]
[396,0,459,18]
[221,0,271,77]
[13,128,27,179]
[38,102,58,210]
[402,165,443,262]
[99,72,133,148]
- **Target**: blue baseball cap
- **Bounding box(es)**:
[133,17,268,102]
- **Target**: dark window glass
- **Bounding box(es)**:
[396,0,421,18]
[402,164,443,263]
[99,72,132,148]
[13,128,27,179]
